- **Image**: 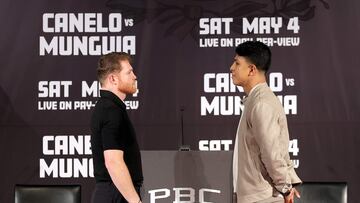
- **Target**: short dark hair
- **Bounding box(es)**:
[97,52,132,85]
[235,41,271,73]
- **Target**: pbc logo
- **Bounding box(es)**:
[199,140,232,151]
[148,187,220,203]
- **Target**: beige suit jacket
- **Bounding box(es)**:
[234,83,301,203]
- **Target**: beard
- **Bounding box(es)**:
[118,81,137,95]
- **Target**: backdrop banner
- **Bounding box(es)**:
[1,0,359,202]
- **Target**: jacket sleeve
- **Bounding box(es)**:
[250,102,301,194]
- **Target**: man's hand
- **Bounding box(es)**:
[284,188,300,203]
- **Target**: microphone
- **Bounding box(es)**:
[179,105,190,151]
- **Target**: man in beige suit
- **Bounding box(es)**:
[231,41,302,203]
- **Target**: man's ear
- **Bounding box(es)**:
[107,73,118,85]
[248,64,257,76]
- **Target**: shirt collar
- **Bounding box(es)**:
[248,82,266,97]
[242,83,267,104]
[100,90,126,110]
